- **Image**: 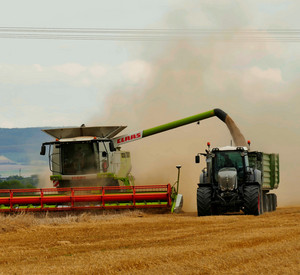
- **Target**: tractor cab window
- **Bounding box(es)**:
[213,151,244,182]
[61,142,99,175]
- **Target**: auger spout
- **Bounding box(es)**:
[113,108,229,146]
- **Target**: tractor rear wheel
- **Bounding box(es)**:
[197,187,212,216]
[243,185,261,216]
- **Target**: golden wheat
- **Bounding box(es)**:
[0,207,299,275]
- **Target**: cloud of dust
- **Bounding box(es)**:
[89,6,300,210]
[37,167,52,188]
[89,40,251,211]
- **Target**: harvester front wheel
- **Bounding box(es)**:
[197,187,212,216]
[243,185,261,216]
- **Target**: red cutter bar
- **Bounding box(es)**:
[0,184,172,212]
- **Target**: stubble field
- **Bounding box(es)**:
[0,207,299,275]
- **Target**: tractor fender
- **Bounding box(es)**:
[254,169,262,185]
[246,168,262,186]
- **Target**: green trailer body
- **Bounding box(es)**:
[248,152,280,190]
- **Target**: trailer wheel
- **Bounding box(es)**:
[272,194,277,210]
[268,193,274,211]
[197,187,212,216]
[268,193,277,211]
[263,193,269,212]
[243,185,261,216]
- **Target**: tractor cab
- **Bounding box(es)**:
[211,146,249,186]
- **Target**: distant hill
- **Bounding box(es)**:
[0,127,53,165]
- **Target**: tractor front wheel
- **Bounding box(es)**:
[243,185,261,216]
[197,187,212,216]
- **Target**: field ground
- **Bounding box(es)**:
[0,207,299,275]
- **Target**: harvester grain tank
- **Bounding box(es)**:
[195,141,280,216]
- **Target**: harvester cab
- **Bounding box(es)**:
[40,126,132,188]
[196,144,279,216]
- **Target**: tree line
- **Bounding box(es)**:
[0,175,39,189]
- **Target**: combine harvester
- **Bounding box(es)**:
[0,108,252,213]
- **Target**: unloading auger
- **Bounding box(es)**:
[0,109,228,213]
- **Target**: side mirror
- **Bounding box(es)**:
[40,145,46,155]
[195,155,200,163]
[109,141,116,152]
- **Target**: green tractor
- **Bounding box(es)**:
[195,143,279,216]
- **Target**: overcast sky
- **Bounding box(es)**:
[0,0,299,128]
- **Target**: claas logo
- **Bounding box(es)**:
[117,133,142,144]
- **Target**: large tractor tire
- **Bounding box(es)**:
[243,185,261,216]
[197,187,212,216]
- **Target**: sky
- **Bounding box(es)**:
[0,0,298,128]
[0,0,299,208]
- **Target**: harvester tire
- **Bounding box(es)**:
[243,185,261,216]
[197,187,212,216]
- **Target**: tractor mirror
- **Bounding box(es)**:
[195,155,200,163]
[109,141,116,152]
[40,145,46,155]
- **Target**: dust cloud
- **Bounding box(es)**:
[90,41,299,210]
[89,40,249,211]
[37,167,52,188]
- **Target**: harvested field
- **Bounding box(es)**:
[0,207,299,275]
